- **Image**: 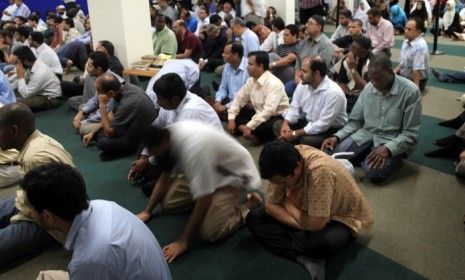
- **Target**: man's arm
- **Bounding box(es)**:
[163,194,213,263]
[176,48,193,59]
[98,95,117,138]
[270,52,297,69]
[245,83,286,130]
[137,172,174,222]
[301,93,346,136]
[265,202,305,230]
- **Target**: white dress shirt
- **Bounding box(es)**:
[283,76,347,135]
[259,30,284,52]
[17,59,61,99]
[32,43,63,75]
[194,17,210,37]
[168,120,260,199]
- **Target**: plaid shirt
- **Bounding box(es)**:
[299,0,322,9]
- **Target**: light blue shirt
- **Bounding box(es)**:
[11,3,30,18]
[237,28,260,57]
[399,36,429,80]
[0,71,15,105]
[65,200,171,280]
[215,57,249,108]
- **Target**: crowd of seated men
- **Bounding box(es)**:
[0,0,462,279]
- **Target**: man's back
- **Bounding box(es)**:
[67,200,171,280]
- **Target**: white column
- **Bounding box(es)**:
[87,0,153,68]
[265,0,295,25]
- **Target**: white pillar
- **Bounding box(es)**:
[87,0,153,68]
[265,0,296,25]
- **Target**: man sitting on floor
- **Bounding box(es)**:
[153,14,178,57]
[321,52,422,182]
[227,51,289,145]
[137,121,262,263]
[89,73,157,160]
[275,56,347,148]
[0,103,74,265]
[246,141,373,279]
[394,17,429,92]
[12,46,61,112]
[29,31,63,79]
[22,163,172,280]
[213,41,248,119]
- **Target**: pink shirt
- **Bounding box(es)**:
[367,17,394,53]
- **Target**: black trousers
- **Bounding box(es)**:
[96,135,139,159]
[246,207,354,260]
[235,106,282,143]
[61,80,84,98]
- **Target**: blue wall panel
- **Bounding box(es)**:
[0,0,89,20]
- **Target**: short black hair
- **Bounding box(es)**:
[248,51,269,71]
[198,5,209,15]
[64,17,74,27]
[141,125,170,149]
[226,41,244,58]
[30,31,45,45]
[367,7,381,17]
[310,56,327,77]
[98,40,115,57]
[310,15,326,32]
[259,141,302,179]
[284,24,299,37]
[27,14,40,24]
[350,18,363,27]
[153,73,187,99]
[14,16,27,23]
[0,103,35,136]
[0,30,13,40]
[21,163,89,221]
[340,9,352,19]
[352,35,372,50]
[15,25,30,38]
[209,14,222,25]
[88,51,110,72]
[13,45,36,64]
[271,17,285,30]
[53,15,64,24]
[408,17,426,33]
[245,20,256,29]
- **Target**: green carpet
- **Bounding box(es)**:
[32,103,427,279]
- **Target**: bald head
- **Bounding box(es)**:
[96,73,121,94]
[0,103,35,150]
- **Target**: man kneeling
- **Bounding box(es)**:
[246,141,373,279]
[137,121,262,263]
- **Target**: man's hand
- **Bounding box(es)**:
[136,210,151,223]
[73,112,84,129]
[366,145,390,170]
[98,94,110,106]
[346,52,357,70]
[213,101,226,114]
[128,158,150,181]
[239,125,252,138]
[82,132,95,147]
[16,60,25,78]
[321,136,339,151]
[279,123,293,142]
[227,120,236,135]
[163,239,189,263]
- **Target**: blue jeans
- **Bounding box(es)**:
[332,137,401,182]
[0,196,55,265]
[443,72,465,83]
[284,80,297,98]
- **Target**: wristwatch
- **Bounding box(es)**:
[292,130,296,137]
[272,62,277,67]
[350,68,356,74]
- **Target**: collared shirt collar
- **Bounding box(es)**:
[175,91,193,115]
[372,75,400,96]
[307,33,322,43]
[255,70,271,86]
[309,75,331,93]
[236,57,248,72]
[64,203,93,251]
[406,35,423,46]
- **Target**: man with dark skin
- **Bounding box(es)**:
[321,52,421,182]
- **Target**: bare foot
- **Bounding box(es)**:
[246,192,262,210]
[64,60,73,73]
[244,134,261,146]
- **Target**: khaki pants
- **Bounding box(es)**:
[17,96,60,112]
[162,177,249,242]
[36,270,69,280]
[79,120,101,135]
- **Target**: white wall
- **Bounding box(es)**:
[87,0,153,68]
